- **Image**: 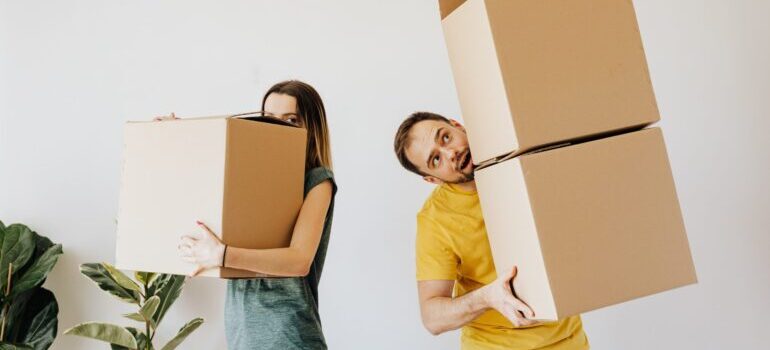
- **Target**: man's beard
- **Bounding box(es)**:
[445,170,475,184]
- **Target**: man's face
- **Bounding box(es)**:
[404,119,475,185]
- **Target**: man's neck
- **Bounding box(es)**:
[453,180,477,192]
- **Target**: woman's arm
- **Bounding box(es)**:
[224,180,333,276]
[179,180,333,277]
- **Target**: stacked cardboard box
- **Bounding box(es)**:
[115,114,306,278]
[438,0,696,320]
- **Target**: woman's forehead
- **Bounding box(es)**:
[264,93,298,114]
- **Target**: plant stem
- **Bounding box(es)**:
[143,278,152,350]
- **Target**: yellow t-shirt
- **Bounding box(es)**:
[416,184,589,350]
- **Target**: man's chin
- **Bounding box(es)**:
[445,171,475,185]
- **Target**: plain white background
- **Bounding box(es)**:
[1,1,768,349]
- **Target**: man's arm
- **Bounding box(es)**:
[418,266,537,335]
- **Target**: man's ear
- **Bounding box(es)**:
[448,119,465,132]
[423,175,445,185]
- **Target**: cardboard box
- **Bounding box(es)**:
[439,0,660,163]
[115,114,306,278]
[475,128,696,320]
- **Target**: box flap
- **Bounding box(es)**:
[439,0,468,19]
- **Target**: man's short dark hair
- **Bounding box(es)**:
[393,112,450,176]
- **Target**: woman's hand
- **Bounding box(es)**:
[153,112,179,121]
[179,220,226,277]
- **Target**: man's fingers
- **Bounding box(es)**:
[502,288,534,319]
[518,318,536,327]
[502,310,522,327]
[512,298,535,318]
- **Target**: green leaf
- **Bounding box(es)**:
[63,322,137,349]
[134,272,158,290]
[140,296,160,328]
[0,343,34,350]
[160,318,203,350]
[102,263,142,295]
[9,244,63,299]
[0,220,6,231]
[122,295,160,329]
[121,312,146,324]
[111,328,152,350]
[79,263,140,304]
[11,232,55,290]
[150,274,185,325]
[17,289,58,350]
[3,288,35,342]
[0,224,36,291]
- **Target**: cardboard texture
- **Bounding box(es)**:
[475,128,696,320]
[115,115,306,278]
[439,0,660,163]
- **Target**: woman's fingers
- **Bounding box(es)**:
[195,220,223,243]
[153,112,178,121]
[191,265,207,277]
[178,245,194,257]
[191,266,202,277]
[180,235,197,245]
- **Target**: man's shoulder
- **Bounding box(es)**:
[417,185,449,218]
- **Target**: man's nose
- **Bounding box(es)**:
[441,148,458,162]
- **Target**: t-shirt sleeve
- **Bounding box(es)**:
[304,167,337,197]
[415,213,459,281]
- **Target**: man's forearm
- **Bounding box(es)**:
[421,285,490,335]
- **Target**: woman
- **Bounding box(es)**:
[170,80,336,349]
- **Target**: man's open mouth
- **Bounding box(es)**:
[459,151,472,171]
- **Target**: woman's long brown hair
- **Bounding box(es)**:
[261,80,332,170]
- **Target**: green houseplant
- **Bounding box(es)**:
[0,220,64,350]
[64,263,202,350]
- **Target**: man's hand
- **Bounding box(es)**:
[178,220,226,277]
[481,266,537,327]
[417,265,537,335]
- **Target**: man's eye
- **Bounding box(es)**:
[432,156,440,167]
[443,134,450,143]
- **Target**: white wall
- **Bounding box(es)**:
[0,1,767,349]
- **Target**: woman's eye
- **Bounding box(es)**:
[443,134,450,143]
[287,118,298,124]
[432,156,440,167]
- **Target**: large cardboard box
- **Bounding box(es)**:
[439,0,660,163]
[475,128,696,320]
[115,114,306,278]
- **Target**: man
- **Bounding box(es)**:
[394,112,589,349]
